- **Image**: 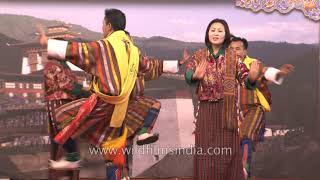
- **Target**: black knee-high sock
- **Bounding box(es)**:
[62,138,80,162]
[62,138,77,153]
[138,108,160,135]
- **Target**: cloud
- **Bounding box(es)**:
[236,21,318,44]
[171,32,204,42]
[170,21,318,44]
[168,18,194,25]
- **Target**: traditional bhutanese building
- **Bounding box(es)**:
[8,23,80,75]
[45,24,78,39]
[0,24,90,171]
[0,70,90,103]
[3,24,90,101]
[0,72,44,104]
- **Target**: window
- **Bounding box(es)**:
[36,92,41,98]
[8,92,14,97]
[33,84,42,89]
[23,93,28,98]
[19,83,23,89]
[5,82,15,89]
[26,83,30,89]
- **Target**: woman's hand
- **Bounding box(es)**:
[192,60,208,80]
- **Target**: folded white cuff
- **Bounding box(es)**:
[47,39,68,60]
[163,60,179,73]
[264,67,283,85]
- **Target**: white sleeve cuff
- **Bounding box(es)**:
[264,67,284,85]
[47,39,68,60]
[163,60,179,73]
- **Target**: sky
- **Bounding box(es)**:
[0,2,318,44]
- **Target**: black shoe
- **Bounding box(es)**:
[136,133,159,146]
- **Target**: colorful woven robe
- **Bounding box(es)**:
[238,56,272,141]
[185,48,252,129]
[44,60,91,137]
[185,48,252,180]
[125,56,164,138]
[47,31,138,151]
[238,56,272,180]
[44,56,163,168]
[47,30,170,152]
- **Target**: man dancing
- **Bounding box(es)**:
[229,36,294,180]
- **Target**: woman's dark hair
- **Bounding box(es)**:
[205,18,231,50]
[104,8,126,31]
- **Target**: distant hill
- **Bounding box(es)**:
[0,14,316,63]
[0,13,318,131]
[0,14,102,41]
[267,49,318,131]
[133,36,204,60]
[0,33,22,73]
[247,41,317,67]
[0,13,319,179]
[0,14,317,63]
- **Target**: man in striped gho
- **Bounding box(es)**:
[38,8,182,180]
[230,36,294,180]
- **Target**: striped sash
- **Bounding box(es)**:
[91,31,139,128]
[223,49,238,129]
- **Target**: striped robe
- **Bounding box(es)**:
[44,61,85,135]
[238,61,272,180]
[239,73,272,143]
[43,61,87,160]
[125,56,164,138]
[49,37,162,147]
